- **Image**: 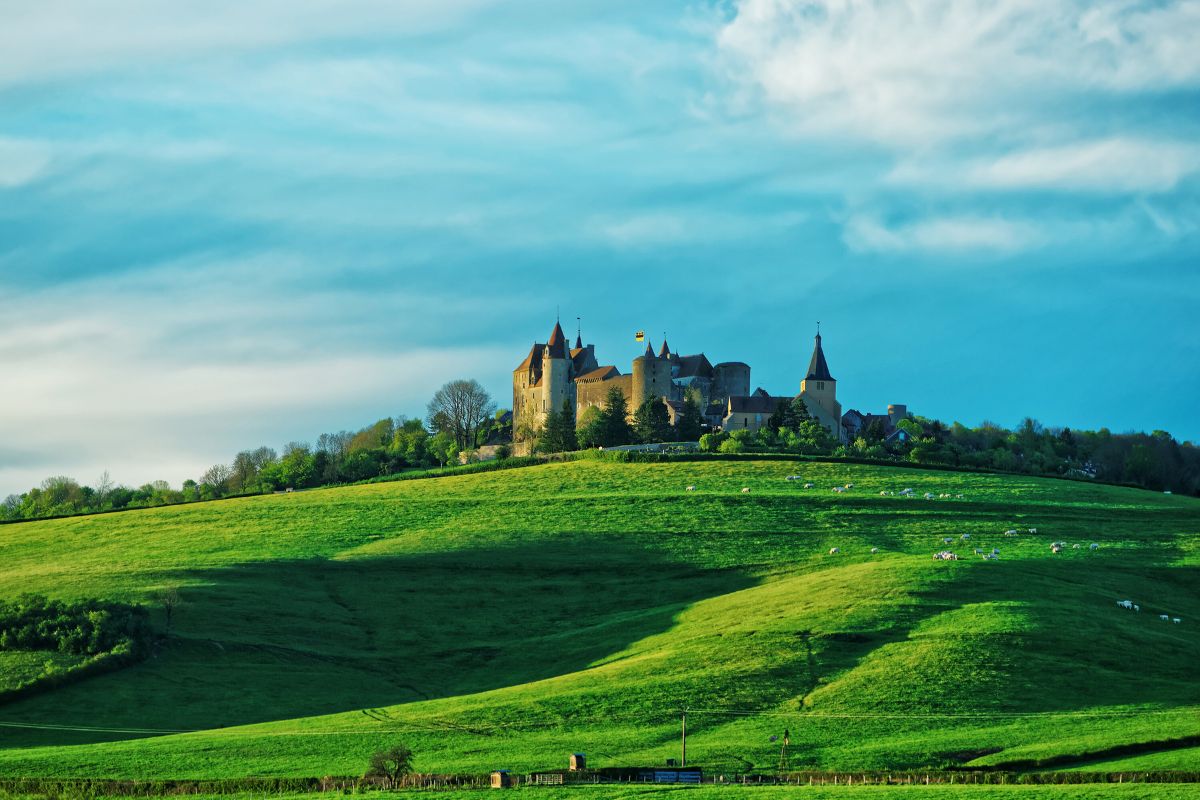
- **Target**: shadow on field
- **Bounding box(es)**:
[0,538,755,748]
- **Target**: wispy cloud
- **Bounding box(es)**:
[843,214,1042,255]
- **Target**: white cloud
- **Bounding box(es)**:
[843,214,1041,254]
[0,138,53,187]
[717,0,1200,146]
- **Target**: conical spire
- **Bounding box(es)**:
[658,339,671,358]
[575,333,583,349]
[546,320,567,359]
[805,330,834,381]
[643,341,655,358]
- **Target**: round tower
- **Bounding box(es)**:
[631,343,654,411]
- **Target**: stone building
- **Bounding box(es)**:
[513,318,900,446]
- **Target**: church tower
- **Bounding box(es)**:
[798,328,843,440]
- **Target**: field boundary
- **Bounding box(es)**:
[969,734,1200,772]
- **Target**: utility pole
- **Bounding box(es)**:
[681,709,687,767]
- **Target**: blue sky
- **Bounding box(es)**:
[1,0,1198,494]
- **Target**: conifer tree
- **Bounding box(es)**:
[675,389,704,442]
[594,385,634,447]
[633,398,672,444]
[536,399,577,453]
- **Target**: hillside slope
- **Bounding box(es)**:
[0,459,1196,777]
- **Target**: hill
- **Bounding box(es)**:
[0,459,1196,779]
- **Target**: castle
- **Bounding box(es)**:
[513,319,894,444]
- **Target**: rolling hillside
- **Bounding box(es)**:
[0,458,1196,779]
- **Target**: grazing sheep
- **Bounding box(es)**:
[870,547,879,554]
[933,550,958,561]
[879,490,889,496]
[832,486,846,493]
[1004,529,1019,536]
[1051,544,1063,554]
[1160,614,1170,621]
[686,485,696,492]
[1072,543,1080,549]
[1090,543,1099,550]
[991,548,1000,555]
[829,547,840,555]
[974,548,983,555]
[961,533,971,540]
[845,483,855,489]
[1028,528,1038,534]
[804,482,815,489]
[924,492,936,499]
[741,487,750,494]
[954,494,964,499]
[1173,618,1181,624]
[1134,605,1140,612]
[1117,600,1132,609]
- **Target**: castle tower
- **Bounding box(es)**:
[798,328,843,440]
[541,320,573,421]
[631,341,671,413]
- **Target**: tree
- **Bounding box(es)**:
[428,431,459,466]
[365,744,415,786]
[537,399,577,453]
[427,379,496,450]
[675,389,704,441]
[590,386,634,447]
[201,463,232,496]
[633,398,672,444]
[158,587,182,636]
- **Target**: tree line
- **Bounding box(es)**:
[2,379,506,521]
[4,378,1197,522]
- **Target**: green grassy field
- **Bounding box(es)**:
[0,460,1197,780]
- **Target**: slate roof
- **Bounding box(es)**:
[728,395,790,414]
[674,353,714,379]
[576,365,620,382]
[805,333,834,381]
[546,321,568,359]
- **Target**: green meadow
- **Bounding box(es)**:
[0,459,1197,780]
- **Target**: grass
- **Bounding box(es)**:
[0,460,1196,781]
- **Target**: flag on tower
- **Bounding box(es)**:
[634,330,645,342]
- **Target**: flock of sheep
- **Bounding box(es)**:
[1115,599,1182,625]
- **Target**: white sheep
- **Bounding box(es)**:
[1173,617,1181,624]
[879,491,888,496]
[1134,605,1140,612]
[1004,529,1019,536]
[1160,614,1170,621]
[741,487,750,494]
[1051,544,1063,554]
[686,485,696,492]
[870,547,879,554]
[829,547,840,555]
[1028,528,1038,534]
[804,482,815,489]
[1072,543,1080,549]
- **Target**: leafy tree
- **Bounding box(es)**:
[365,744,415,785]
[428,431,459,466]
[427,379,496,450]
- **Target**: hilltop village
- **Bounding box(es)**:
[513,319,910,447]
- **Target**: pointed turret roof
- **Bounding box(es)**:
[805,331,834,381]
[658,339,671,358]
[643,341,655,358]
[546,321,567,359]
[575,333,583,349]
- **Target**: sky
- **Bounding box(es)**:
[1,0,1198,495]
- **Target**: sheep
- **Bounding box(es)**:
[974,548,983,555]
[1051,544,1063,554]
[832,486,846,493]
[829,547,840,555]
[879,491,889,496]
[1089,543,1099,550]
[923,492,936,500]
[686,485,696,492]
[1028,528,1038,534]
[804,482,815,489]
[961,533,971,540]
[1134,605,1140,612]
[942,537,954,544]
[1160,614,1170,621]
[954,493,964,499]
[991,548,1000,555]
[1117,600,1132,609]
[933,550,958,561]
[870,547,879,554]
[741,487,750,494]
[1072,543,1080,549]
[1004,529,1019,536]
[845,483,855,489]
[1173,618,1181,624]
